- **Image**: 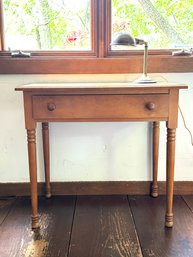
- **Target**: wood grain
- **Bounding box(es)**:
[68,195,142,257]
[182,196,193,212]
[0,196,76,257]
[1,195,193,256]
[129,196,193,257]
[151,121,160,197]
[27,129,39,229]
[1,181,193,196]
[1,56,193,74]
[0,197,15,225]
[16,82,187,229]
[42,123,51,198]
[32,94,169,121]
[0,197,34,257]
[1,0,193,74]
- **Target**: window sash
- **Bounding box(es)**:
[104,0,190,57]
[0,0,189,56]
[0,0,98,56]
[0,0,192,74]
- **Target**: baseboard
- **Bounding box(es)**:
[0,181,193,196]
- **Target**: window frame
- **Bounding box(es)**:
[0,0,193,74]
[1,0,98,57]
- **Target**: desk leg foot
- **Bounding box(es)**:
[32,215,40,229]
[45,192,52,199]
[151,121,160,198]
[165,128,176,228]
[151,184,158,198]
[165,214,173,228]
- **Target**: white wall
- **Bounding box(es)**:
[0,73,192,182]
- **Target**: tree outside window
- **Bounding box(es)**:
[3,0,91,51]
[111,0,193,50]
[2,0,193,53]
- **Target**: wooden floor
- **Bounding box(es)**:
[1,195,193,257]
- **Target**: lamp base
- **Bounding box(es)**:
[134,74,156,84]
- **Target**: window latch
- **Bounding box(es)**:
[11,50,31,58]
[172,48,192,56]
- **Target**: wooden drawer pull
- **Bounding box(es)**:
[146,102,156,110]
[47,102,56,111]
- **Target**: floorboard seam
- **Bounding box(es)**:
[67,195,77,257]
[181,195,193,213]
[127,195,144,257]
[0,197,17,226]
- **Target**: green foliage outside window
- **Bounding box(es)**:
[3,0,91,50]
[112,0,193,49]
[3,0,193,51]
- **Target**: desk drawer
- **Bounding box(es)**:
[32,94,169,121]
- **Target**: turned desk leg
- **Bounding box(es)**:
[42,123,51,198]
[151,121,160,197]
[165,128,176,228]
[27,129,40,229]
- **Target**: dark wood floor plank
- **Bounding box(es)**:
[129,195,193,257]
[1,195,193,257]
[182,195,193,212]
[0,197,16,225]
[0,196,76,257]
[68,195,142,257]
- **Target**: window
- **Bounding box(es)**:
[4,0,92,51]
[0,0,193,74]
[111,0,193,50]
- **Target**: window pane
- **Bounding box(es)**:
[3,0,91,51]
[111,0,193,50]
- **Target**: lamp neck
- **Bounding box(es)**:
[143,42,148,77]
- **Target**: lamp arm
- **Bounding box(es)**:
[143,42,148,77]
[135,39,148,77]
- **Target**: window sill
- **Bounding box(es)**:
[0,55,192,74]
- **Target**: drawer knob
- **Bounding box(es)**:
[146,102,156,110]
[47,102,56,111]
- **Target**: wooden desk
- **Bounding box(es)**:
[16,82,187,229]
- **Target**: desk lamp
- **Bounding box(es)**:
[112,33,156,83]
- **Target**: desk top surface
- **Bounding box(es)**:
[15,82,188,92]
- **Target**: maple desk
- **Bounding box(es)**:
[15,82,187,229]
